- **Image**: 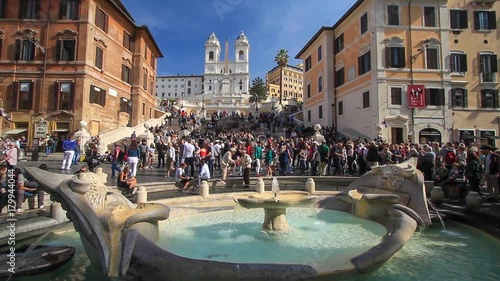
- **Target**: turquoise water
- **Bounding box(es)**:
[9,210,500,281]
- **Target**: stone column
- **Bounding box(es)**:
[136,186,148,203]
[200,181,209,199]
[255,178,265,194]
[306,178,316,194]
[50,202,68,223]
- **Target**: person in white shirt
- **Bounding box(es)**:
[165,143,176,177]
[175,162,192,190]
[213,140,222,170]
[197,158,211,188]
[239,150,253,187]
[182,138,195,177]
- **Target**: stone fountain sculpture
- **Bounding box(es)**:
[25,167,170,278]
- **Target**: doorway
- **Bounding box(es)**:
[419,128,442,144]
[391,128,404,144]
[90,121,100,136]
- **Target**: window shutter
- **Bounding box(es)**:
[450,54,455,70]
[52,82,59,110]
[461,54,467,72]
[9,82,19,109]
[460,10,468,29]
[474,11,480,30]
[19,0,26,18]
[14,39,21,60]
[451,89,457,107]
[28,81,34,110]
[450,10,458,29]
[463,89,468,108]
[490,54,498,73]
[425,89,431,106]
[437,89,445,105]
[69,82,75,110]
[55,40,61,61]
[59,0,65,19]
[488,11,497,30]
[494,90,499,108]
[479,55,485,72]
[358,56,362,75]
[398,47,406,67]
[100,89,106,106]
[385,47,391,67]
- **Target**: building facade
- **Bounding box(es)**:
[266,63,304,104]
[296,0,498,146]
[156,75,204,100]
[0,0,163,148]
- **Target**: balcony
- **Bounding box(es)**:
[481,72,497,83]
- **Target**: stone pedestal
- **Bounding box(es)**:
[74,126,91,152]
[50,202,68,223]
[306,178,315,194]
[255,178,265,194]
[136,186,148,204]
[262,208,289,231]
[465,192,482,210]
[200,181,209,199]
[430,186,444,205]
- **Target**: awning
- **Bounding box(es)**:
[4,129,27,135]
[52,129,69,133]
[337,128,372,141]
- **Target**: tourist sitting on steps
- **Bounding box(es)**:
[175,162,192,190]
[118,166,137,195]
[14,168,45,213]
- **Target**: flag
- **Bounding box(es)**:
[383,118,389,128]
[0,108,12,122]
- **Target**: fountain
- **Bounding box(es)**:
[20,159,500,281]
[234,178,315,231]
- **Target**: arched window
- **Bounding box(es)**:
[209,51,214,61]
[239,50,244,61]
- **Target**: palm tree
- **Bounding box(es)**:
[274,49,289,105]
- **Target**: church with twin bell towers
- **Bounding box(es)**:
[204,31,250,96]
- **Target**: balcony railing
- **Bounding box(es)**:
[481,72,496,83]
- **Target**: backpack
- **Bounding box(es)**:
[444,150,456,165]
[47,139,54,146]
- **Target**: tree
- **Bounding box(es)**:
[274,49,289,105]
[249,77,268,106]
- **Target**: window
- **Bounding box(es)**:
[59,0,79,20]
[143,71,148,90]
[450,53,467,73]
[317,45,322,61]
[10,81,34,110]
[426,47,440,69]
[209,51,214,61]
[56,39,76,61]
[188,81,191,86]
[385,47,406,68]
[121,65,132,84]
[89,85,106,106]
[334,34,344,54]
[425,88,445,106]
[387,5,399,26]
[187,88,191,95]
[362,91,370,108]
[123,32,134,52]
[14,39,35,61]
[338,101,344,116]
[319,105,323,119]
[318,76,323,92]
[307,110,311,122]
[151,54,155,70]
[360,13,368,34]
[305,56,312,71]
[55,82,74,110]
[451,88,467,108]
[239,50,244,61]
[19,0,40,19]
[450,10,468,29]
[142,103,146,115]
[424,7,436,27]
[479,53,498,83]
[95,7,108,32]
[335,68,345,87]
[480,89,498,108]
[95,47,103,69]
[358,51,371,75]
[0,0,7,18]
[390,87,402,105]
[119,97,129,113]
[474,11,497,31]
[307,84,311,98]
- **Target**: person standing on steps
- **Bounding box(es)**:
[239,149,253,188]
[61,136,76,170]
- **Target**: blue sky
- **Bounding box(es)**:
[121,0,357,79]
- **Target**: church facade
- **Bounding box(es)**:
[203,32,250,96]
